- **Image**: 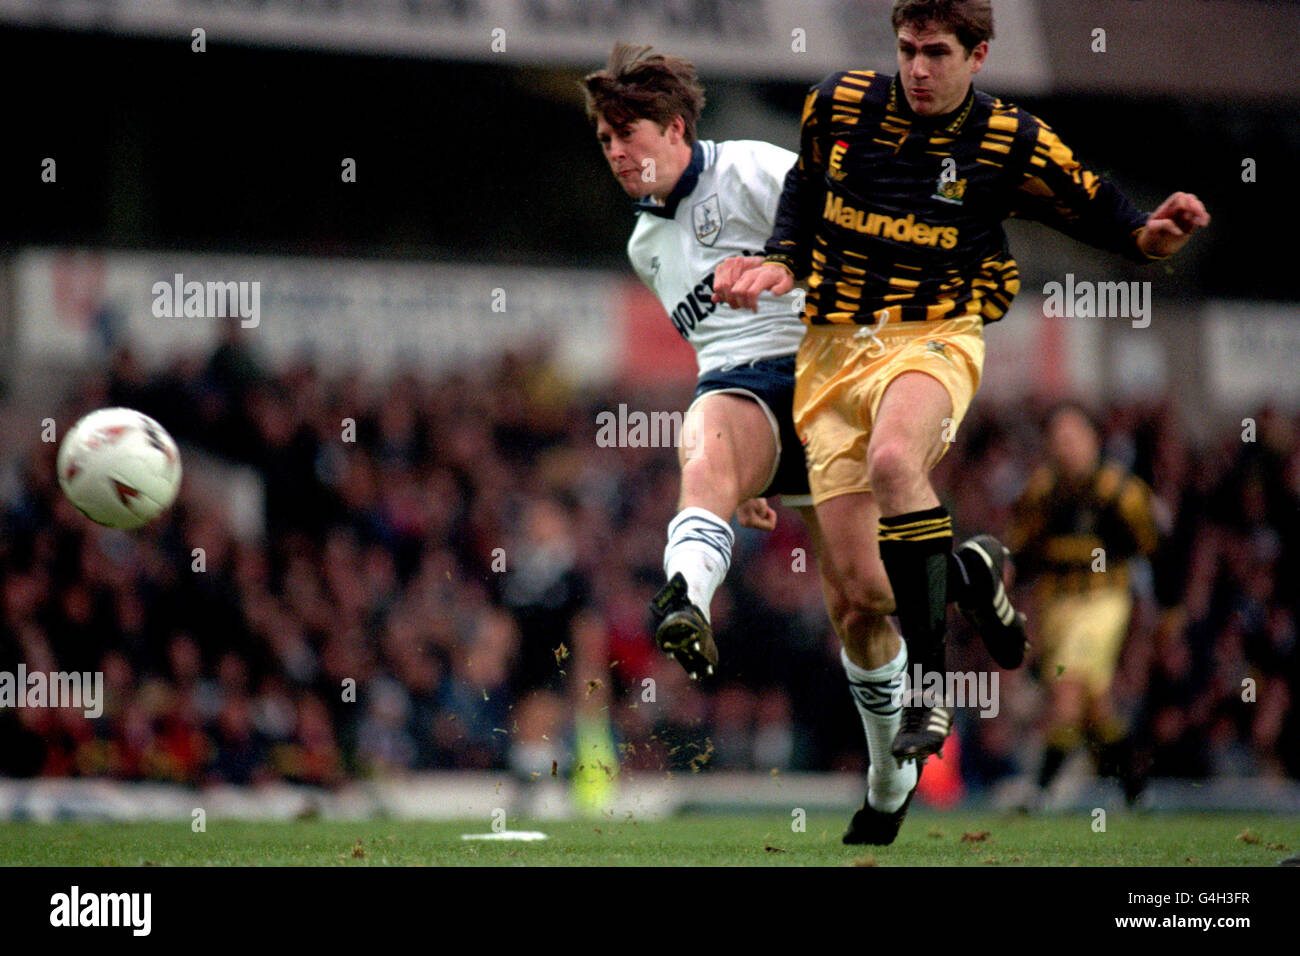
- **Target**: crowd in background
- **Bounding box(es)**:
[1,325,1296,793]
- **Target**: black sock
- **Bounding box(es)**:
[1091,722,1130,781]
[878,506,952,689]
[1037,744,1070,790]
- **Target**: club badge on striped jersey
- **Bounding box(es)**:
[692,194,723,246]
[932,175,967,205]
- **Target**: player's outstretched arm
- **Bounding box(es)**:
[712,257,795,311]
[1009,116,1209,265]
[1136,192,1210,260]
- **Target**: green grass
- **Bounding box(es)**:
[1,812,1295,866]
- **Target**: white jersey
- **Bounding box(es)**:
[627,139,805,375]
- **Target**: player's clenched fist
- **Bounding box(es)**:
[711,255,764,303]
[1137,191,1210,259]
[735,496,778,531]
[712,256,795,311]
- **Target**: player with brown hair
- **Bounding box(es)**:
[585,40,1029,845]
[713,0,1207,832]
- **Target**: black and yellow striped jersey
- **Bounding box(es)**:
[1007,462,1159,593]
[763,71,1163,327]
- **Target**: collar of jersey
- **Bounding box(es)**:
[634,140,709,219]
[886,74,976,133]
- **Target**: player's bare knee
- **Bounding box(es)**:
[838,605,886,645]
[819,577,851,629]
[852,577,894,618]
[679,452,739,504]
[838,576,894,632]
[865,441,925,503]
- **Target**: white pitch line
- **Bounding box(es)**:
[460,831,549,841]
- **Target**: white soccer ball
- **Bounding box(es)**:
[57,407,183,530]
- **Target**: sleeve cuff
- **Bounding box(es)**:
[762,254,799,278]
[1134,225,1170,262]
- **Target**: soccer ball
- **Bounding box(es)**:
[57,407,182,529]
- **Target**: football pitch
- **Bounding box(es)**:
[1,812,1295,866]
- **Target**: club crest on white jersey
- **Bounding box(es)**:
[692,194,723,246]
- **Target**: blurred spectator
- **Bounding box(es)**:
[0,340,1296,791]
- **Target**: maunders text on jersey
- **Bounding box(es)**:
[822,194,958,249]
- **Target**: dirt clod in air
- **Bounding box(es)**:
[688,739,715,773]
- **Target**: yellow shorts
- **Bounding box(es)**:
[1036,588,1133,697]
[792,315,985,504]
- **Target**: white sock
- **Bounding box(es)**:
[842,642,919,813]
[663,506,735,624]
